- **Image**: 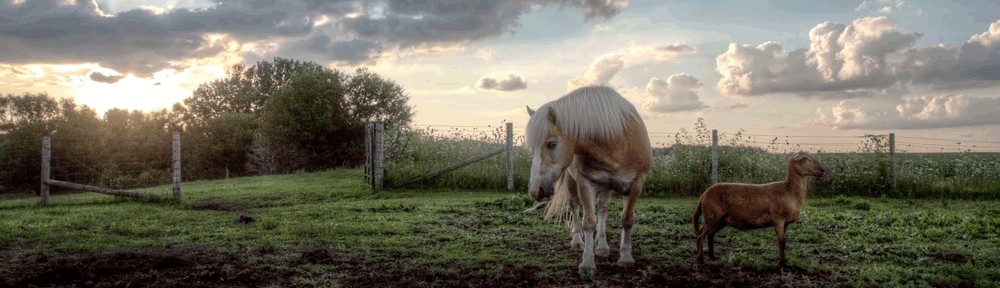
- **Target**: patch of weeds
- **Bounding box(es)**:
[853,199,871,211]
[473,196,532,211]
[354,203,418,213]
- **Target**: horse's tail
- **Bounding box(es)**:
[543,172,572,222]
[692,199,703,236]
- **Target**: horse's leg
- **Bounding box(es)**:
[569,182,583,251]
[617,174,645,266]
[595,190,611,257]
[576,178,599,276]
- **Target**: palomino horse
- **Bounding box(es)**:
[525,86,653,275]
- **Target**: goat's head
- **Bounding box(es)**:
[791,152,826,178]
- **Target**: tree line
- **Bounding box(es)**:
[0,57,413,194]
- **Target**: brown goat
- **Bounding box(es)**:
[692,152,826,266]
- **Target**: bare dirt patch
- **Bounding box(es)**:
[1,248,290,288]
[1,247,839,288]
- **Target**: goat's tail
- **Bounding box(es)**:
[692,199,703,236]
[543,172,572,222]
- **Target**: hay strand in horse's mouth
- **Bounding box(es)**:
[524,201,548,213]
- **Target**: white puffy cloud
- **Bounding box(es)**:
[567,54,625,90]
[641,74,707,113]
[567,43,696,90]
[716,17,1000,98]
[477,74,528,92]
[817,94,1000,129]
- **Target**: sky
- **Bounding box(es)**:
[3,0,1000,150]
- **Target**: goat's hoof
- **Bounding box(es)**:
[595,247,610,257]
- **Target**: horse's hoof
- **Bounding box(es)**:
[571,242,583,251]
[578,265,597,277]
[616,257,635,267]
[595,247,610,257]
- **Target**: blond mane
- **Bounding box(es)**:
[526,86,642,149]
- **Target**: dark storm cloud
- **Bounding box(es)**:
[1,0,628,75]
[477,74,528,91]
[89,71,125,83]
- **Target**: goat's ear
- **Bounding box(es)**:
[526,105,535,116]
[794,153,807,161]
[547,108,558,125]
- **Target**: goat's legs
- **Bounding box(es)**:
[775,221,788,266]
[595,190,611,257]
[707,228,718,260]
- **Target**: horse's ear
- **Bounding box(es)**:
[547,108,558,125]
[526,105,535,116]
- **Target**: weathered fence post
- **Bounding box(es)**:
[889,132,896,191]
[40,136,51,205]
[373,121,385,191]
[364,121,372,187]
[506,122,514,191]
[711,129,719,184]
[172,132,182,201]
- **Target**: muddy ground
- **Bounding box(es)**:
[0,247,838,288]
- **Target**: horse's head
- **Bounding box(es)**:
[525,105,575,202]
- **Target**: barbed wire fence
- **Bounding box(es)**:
[1,133,182,204]
[389,121,1000,196]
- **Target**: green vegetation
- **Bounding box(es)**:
[1,170,996,287]
[1,58,414,194]
[385,119,1000,199]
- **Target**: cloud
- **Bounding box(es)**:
[0,0,629,77]
[817,94,1000,129]
[716,17,1000,98]
[88,72,125,84]
[477,74,528,92]
[567,54,625,90]
[567,43,697,90]
[641,74,707,113]
[855,0,921,15]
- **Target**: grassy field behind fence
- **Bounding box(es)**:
[0,170,997,287]
[385,124,1000,199]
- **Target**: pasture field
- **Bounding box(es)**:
[1,169,997,287]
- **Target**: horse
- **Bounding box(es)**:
[525,86,653,276]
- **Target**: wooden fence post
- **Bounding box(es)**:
[711,129,718,184]
[889,132,896,192]
[374,121,384,191]
[172,132,182,201]
[365,121,373,187]
[506,122,514,191]
[40,136,50,205]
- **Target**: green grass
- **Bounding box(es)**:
[1,169,998,287]
[383,120,1000,199]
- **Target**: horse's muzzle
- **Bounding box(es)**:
[530,186,551,202]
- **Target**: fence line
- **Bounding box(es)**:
[34,132,182,205]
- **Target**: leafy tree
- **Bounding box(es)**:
[345,67,414,131]
[182,57,327,125]
[261,70,362,170]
